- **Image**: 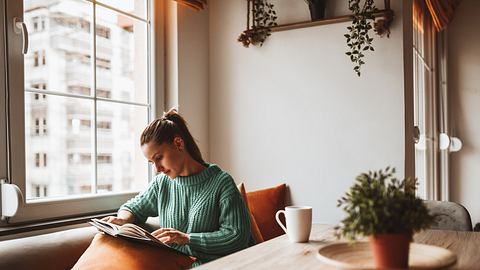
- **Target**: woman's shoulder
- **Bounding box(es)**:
[205,164,239,194]
[151,173,171,187]
[206,163,234,183]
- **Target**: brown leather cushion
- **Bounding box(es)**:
[72,233,195,270]
[237,183,265,244]
[0,227,97,270]
[246,183,287,241]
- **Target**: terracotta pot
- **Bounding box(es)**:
[369,233,412,268]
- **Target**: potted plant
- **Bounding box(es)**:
[238,0,278,47]
[304,0,327,21]
[336,167,434,268]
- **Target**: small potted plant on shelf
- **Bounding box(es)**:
[304,0,327,21]
[238,0,277,47]
[336,167,433,268]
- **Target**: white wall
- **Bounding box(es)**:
[448,0,480,225]
[209,0,406,223]
[165,3,210,159]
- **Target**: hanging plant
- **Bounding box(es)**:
[238,0,278,47]
[345,0,377,77]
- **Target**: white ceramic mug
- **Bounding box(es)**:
[275,206,312,243]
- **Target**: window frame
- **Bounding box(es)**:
[1,0,164,225]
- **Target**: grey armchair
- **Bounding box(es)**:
[424,200,473,231]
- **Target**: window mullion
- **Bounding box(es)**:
[91,2,98,194]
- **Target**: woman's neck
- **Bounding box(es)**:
[179,157,206,177]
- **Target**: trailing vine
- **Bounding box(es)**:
[238,0,278,47]
[345,0,376,76]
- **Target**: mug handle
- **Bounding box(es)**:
[275,210,287,233]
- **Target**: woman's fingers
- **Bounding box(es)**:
[151,229,188,245]
[151,227,175,237]
[100,216,127,225]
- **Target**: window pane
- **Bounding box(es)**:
[97,0,147,20]
[24,0,93,96]
[25,93,94,200]
[96,6,148,104]
[97,101,148,193]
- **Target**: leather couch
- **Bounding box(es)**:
[0,218,161,270]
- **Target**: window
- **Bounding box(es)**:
[34,152,47,167]
[32,16,38,31]
[41,50,46,65]
[33,51,38,67]
[31,184,48,198]
[33,117,47,135]
[412,1,451,201]
[97,154,112,164]
[34,118,40,135]
[35,153,40,167]
[2,0,154,224]
[98,120,111,130]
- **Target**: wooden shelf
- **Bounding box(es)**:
[270,9,394,33]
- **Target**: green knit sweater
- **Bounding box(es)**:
[120,164,254,266]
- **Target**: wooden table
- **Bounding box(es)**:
[196,224,480,269]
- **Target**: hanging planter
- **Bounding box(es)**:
[345,0,393,77]
[238,0,278,47]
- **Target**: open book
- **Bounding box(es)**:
[89,219,188,256]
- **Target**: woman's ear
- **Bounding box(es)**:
[173,136,184,151]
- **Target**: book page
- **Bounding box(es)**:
[89,219,120,236]
[119,224,164,244]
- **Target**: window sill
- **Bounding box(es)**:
[0,211,115,238]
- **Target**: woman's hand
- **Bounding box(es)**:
[101,210,134,226]
[152,228,190,245]
[101,216,129,226]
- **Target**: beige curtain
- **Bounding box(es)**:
[175,0,207,11]
[424,0,461,32]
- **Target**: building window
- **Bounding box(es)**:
[96,58,111,70]
[98,154,112,164]
[96,25,111,39]
[35,118,40,135]
[33,51,39,67]
[43,118,47,134]
[97,89,111,98]
[42,50,46,65]
[32,16,38,31]
[98,121,111,130]
[34,152,47,167]
[35,153,40,167]
[33,117,47,135]
[32,184,48,198]
[68,85,90,95]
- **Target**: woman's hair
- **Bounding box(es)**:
[140,108,204,164]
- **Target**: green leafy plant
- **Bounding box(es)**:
[336,167,434,241]
[345,0,376,77]
[238,0,278,47]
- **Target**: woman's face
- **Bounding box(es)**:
[142,138,185,179]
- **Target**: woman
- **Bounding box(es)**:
[102,108,253,266]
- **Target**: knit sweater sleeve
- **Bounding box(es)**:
[188,184,252,255]
[119,178,159,224]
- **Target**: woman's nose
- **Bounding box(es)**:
[154,162,164,173]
